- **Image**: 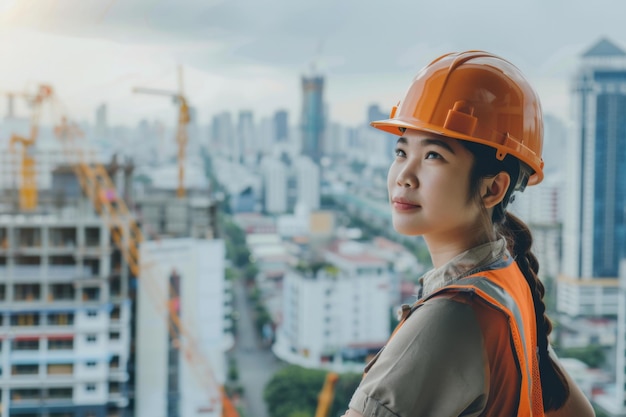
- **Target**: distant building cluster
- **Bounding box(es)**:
[2,37,626,417]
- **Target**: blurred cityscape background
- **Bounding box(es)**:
[1,2,626,417]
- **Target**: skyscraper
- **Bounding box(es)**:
[562,38,626,279]
[211,112,235,161]
[300,76,325,163]
[95,103,108,141]
[557,39,624,318]
[238,110,255,164]
[274,110,288,143]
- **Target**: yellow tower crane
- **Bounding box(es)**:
[315,372,339,417]
[6,84,54,211]
[133,66,190,198]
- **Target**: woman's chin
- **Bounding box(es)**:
[392,221,424,236]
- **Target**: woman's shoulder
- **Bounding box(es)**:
[402,294,487,342]
[407,291,512,346]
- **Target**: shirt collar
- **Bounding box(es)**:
[420,238,510,298]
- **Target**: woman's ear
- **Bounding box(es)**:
[481,172,511,209]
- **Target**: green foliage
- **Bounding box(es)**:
[254,305,272,333]
[389,307,400,335]
[248,287,260,302]
[225,267,237,281]
[244,263,259,282]
[264,365,361,417]
[555,344,606,368]
[287,411,312,417]
[593,405,611,417]
[295,261,335,276]
[228,358,239,382]
[542,275,557,313]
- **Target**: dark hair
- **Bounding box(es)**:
[462,141,570,412]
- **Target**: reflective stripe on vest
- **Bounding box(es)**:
[426,262,543,417]
[432,278,535,416]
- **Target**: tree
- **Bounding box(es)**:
[264,365,361,417]
[555,344,606,368]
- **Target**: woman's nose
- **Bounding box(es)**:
[396,165,418,188]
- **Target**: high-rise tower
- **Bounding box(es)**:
[300,76,325,164]
[274,110,289,143]
[558,38,625,318]
[562,38,626,279]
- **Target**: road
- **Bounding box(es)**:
[232,278,285,417]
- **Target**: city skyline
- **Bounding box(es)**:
[1,1,626,127]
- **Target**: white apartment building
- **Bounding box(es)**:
[136,238,232,417]
[557,275,619,317]
[509,173,563,280]
[273,240,391,372]
[294,156,320,212]
[261,157,288,215]
[0,208,132,417]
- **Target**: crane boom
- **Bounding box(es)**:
[133,66,189,198]
[133,87,182,99]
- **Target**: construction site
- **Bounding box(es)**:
[0,81,241,417]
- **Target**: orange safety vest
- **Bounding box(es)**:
[368,260,545,417]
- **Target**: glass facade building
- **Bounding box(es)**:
[300,76,325,164]
[563,38,626,279]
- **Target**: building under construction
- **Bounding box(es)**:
[0,83,237,417]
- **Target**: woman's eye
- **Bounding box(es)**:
[425,151,442,160]
[394,148,406,158]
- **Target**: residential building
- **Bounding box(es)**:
[136,238,231,417]
[273,240,392,372]
[294,155,320,212]
[261,157,288,214]
[510,174,563,280]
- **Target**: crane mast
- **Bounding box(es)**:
[315,372,339,417]
[133,66,190,198]
[6,84,54,210]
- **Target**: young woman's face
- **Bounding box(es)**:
[387,129,483,242]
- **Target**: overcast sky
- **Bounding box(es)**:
[0,0,624,127]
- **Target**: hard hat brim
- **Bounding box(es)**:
[371,117,543,186]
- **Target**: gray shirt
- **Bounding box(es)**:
[348,239,514,417]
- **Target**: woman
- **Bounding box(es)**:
[342,51,595,417]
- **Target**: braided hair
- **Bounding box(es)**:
[463,141,570,411]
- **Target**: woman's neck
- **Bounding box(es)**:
[425,228,495,268]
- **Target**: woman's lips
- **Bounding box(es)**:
[391,197,420,211]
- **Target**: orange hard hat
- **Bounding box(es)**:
[372,51,544,186]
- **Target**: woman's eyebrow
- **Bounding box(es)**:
[396,136,456,154]
[422,138,456,154]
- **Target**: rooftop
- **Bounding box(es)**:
[582,38,626,58]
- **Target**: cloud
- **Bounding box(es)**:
[1,0,625,125]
